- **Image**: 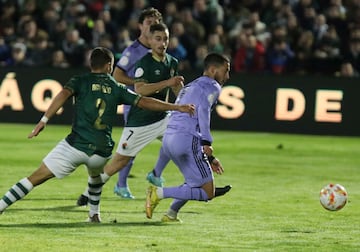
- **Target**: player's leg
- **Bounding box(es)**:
[114,157,135,199]
[0,162,54,213]
[161,199,187,223]
[146,134,214,218]
[146,117,170,186]
[1,139,80,214]
[148,144,231,197]
[76,152,133,205]
[146,145,168,187]
[115,120,167,197]
[85,154,110,223]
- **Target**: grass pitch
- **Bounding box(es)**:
[0,123,359,252]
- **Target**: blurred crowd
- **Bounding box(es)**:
[1,0,360,77]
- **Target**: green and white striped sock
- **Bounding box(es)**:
[0,177,33,212]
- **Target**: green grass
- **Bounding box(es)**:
[0,123,359,252]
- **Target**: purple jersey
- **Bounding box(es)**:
[115,40,150,121]
[116,39,150,81]
[165,76,221,144]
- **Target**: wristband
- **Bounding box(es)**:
[208,155,216,163]
[201,140,212,146]
[40,115,49,124]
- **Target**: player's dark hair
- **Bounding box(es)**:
[138,7,162,24]
[90,47,113,69]
[150,23,168,34]
[203,53,230,70]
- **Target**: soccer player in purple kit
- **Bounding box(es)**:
[145,53,231,222]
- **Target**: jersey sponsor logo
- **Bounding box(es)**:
[135,67,144,78]
[119,55,130,66]
[170,68,175,77]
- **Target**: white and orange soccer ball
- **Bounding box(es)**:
[319,183,348,211]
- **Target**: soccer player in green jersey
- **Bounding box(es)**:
[77,8,163,201]
[77,22,184,203]
[0,47,194,222]
[81,23,184,201]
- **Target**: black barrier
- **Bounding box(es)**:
[0,68,359,136]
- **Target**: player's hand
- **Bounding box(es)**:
[28,122,45,138]
[178,104,195,116]
[210,158,224,175]
[168,76,184,87]
[203,145,213,157]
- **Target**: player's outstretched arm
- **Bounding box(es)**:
[113,67,134,86]
[28,88,73,138]
[135,76,184,96]
[137,96,195,115]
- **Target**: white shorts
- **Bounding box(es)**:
[116,116,169,157]
[43,139,111,178]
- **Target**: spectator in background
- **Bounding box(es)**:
[342,37,360,74]
[61,28,87,67]
[167,36,188,70]
[25,31,53,66]
[313,14,328,42]
[98,34,114,52]
[260,0,284,27]
[325,2,348,42]
[98,9,118,42]
[286,14,303,51]
[336,61,358,77]
[180,8,206,45]
[19,18,47,49]
[75,11,93,43]
[293,0,318,31]
[163,1,179,27]
[3,42,28,67]
[266,38,295,74]
[51,49,69,68]
[0,1,18,24]
[233,34,265,73]
[294,30,315,74]
[1,21,17,44]
[51,18,67,49]
[171,20,198,64]
[39,6,60,41]
[91,19,107,47]
[192,0,218,38]
[0,36,11,66]
[114,27,133,52]
[312,26,342,74]
[207,33,224,54]
[20,0,42,21]
[249,11,267,39]
[193,43,208,72]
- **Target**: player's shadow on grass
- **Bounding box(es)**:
[0,221,165,228]
[6,205,201,215]
[22,196,148,202]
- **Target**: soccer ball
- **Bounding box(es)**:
[319,183,348,211]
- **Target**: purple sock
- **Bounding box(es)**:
[163,184,209,201]
[117,157,135,187]
[152,147,170,177]
[170,199,188,212]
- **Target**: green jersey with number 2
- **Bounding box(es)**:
[64,73,141,157]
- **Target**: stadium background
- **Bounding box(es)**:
[1,0,360,136]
